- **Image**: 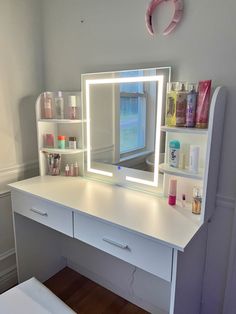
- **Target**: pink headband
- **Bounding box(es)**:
[146,0,184,36]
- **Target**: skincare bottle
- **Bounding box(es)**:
[186,84,197,127]
[196,80,212,128]
[165,82,177,127]
[65,164,70,176]
[69,164,74,176]
[45,134,54,148]
[192,187,202,214]
[74,162,79,176]
[176,82,187,127]
[43,93,53,119]
[58,135,66,149]
[69,95,77,119]
[169,140,180,168]
[168,179,177,206]
[189,145,200,173]
[55,91,64,119]
[68,137,77,149]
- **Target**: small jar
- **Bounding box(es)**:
[58,135,66,149]
[45,134,54,148]
[169,140,180,168]
[192,187,202,215]
[68,136,77,149]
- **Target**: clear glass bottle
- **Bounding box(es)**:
[55,91,64,119]
[192,187,202,215]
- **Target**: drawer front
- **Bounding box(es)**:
[12,191,73,237]
[74,213,173,282]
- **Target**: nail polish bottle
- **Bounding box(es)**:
[168,179,177,206]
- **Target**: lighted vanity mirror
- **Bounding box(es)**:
[82,67,171,189]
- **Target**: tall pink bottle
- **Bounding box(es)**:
[168,179,177,206]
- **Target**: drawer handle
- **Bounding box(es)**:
[102,237,129,250]
[30,208,48,217]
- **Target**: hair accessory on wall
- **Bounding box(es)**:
[145,0,184,36]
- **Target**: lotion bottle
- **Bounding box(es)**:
[189,145,200,173]
[168,179,177,206]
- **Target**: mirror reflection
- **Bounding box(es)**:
[82,67,171,187]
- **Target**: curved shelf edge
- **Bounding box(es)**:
[40,148,85,155]
[161,126,208,135]
[38,119,85,124]
[159,163,204,180]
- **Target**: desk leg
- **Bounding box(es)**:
[13,213,67,283]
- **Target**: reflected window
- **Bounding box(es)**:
[120,71,146,154]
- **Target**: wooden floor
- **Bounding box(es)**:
[44,267,149,314]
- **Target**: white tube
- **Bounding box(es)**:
[189,145,200,173]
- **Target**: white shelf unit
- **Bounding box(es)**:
[160,86,226,223]
[36,91,85,177]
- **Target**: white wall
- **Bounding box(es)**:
[40,1,236,312]
[0,0,43,291]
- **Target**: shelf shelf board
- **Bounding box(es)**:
[159,163,204,180]
[161,126,208,135]
[40,148,84,155]
[38,119,85,124]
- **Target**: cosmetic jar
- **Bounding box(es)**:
[58,135,66,149]
[68,137,77,149]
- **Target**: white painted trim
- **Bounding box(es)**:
[0,190,11,199]
[0,160,38,176]
[216,194,235,210]
[0,265,17,293]
[0,160,39,194]
[0,248,15,262]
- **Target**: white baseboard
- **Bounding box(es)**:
[67,259,166,314]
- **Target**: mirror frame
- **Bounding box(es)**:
[82,67,171,188]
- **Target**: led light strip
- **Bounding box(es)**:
[85,75,164,186]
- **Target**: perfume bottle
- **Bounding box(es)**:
[69,95,77,119]
[192,187,202,215]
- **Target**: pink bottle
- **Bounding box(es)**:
[43,94,53,119]
[168,179,177,206]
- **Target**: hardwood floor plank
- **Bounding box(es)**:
[44,267,149,314]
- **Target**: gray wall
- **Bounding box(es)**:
[0,0,43,291]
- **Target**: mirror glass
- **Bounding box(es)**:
[82,67,171,189]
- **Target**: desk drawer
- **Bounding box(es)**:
[12,191,73,237]
[74,213,173,282]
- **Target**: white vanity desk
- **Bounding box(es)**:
[9,175,205,314]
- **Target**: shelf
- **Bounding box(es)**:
[40,148,84,155]
[161,126,208,135]
[38,119,85,124]
[159,163,204,180]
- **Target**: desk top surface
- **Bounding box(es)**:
[9,176,202,251]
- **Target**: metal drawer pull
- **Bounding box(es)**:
[102,237,129,249]
[30,208,48,216]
